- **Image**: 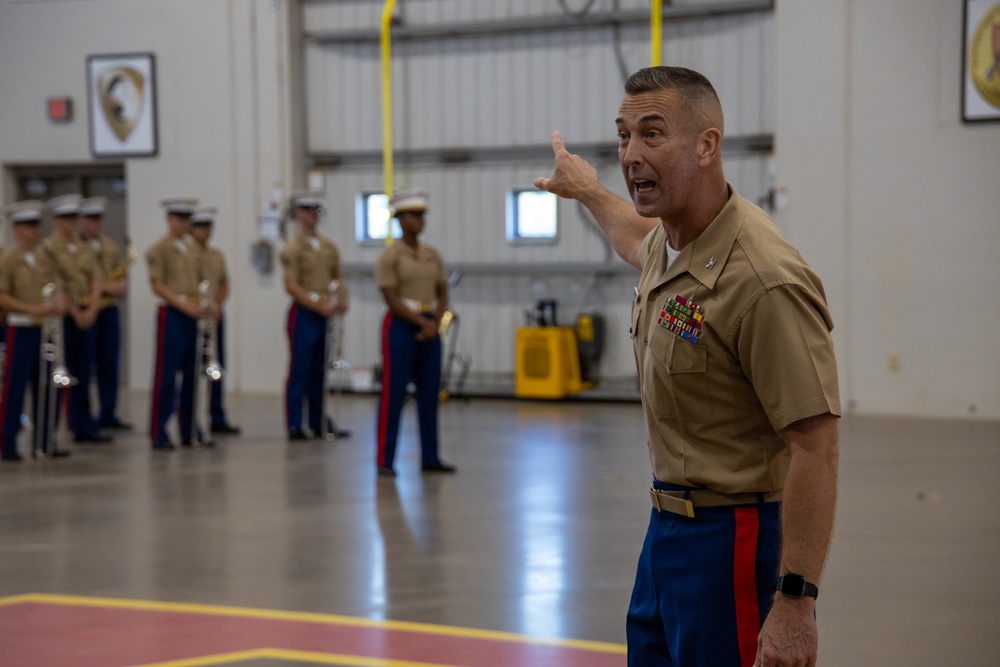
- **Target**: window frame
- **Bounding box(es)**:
[506,187,559,245]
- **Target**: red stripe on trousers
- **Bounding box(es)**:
[733,507,761,667]
[375,311,393,468]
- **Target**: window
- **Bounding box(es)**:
[355,191,400,244]
[507,188,558,244]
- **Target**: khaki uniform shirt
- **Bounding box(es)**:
[146,234,200,300]
[40,234,102,306]
[89,235,125,309]
[88,235,123,276]
[631,185,840,495]
[193,245,228,303]
[281,235,341,299]
[375,242,446,305]
[0,247,59,324]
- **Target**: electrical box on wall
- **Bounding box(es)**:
[47,96,73,123]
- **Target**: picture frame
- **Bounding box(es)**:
[962,0,1000,123]
[87,52,158,156]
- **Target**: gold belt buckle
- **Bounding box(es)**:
[650,487,696,518]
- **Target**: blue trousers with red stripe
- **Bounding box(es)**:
[149,306,197,446]
[626,480,782,667]
[0,327,43,455]
[376,312,443,470]
[95,305,122,426]
[285,304,326,434]
[64,315,99,439]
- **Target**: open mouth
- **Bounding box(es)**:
[633,179,656,193]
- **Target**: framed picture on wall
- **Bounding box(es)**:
[87,52,158,156]
[963,0,1000,122]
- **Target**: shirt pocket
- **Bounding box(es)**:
[646,327,713,423]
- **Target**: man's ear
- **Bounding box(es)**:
[697,127,722,165]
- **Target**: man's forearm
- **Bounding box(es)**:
[777,413,839,584]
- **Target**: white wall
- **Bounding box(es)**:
[0,0,302,396]
[776,1,1000,419]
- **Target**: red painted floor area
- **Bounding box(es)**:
[0,595,626,667]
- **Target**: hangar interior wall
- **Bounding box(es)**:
[302,0,776,394]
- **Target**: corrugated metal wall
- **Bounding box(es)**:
[299,0,775,395]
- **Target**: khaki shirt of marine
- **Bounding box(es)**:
[88,235,123,276]
[146,234,200,300]
[0,247,59,320]
[631,184,840,495]
[375,242,446,305]
[281,235,341,298]
[193,246,228,300]
[40,234,102,305]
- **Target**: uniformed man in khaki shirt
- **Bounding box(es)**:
[189,205,240,435]
[280,190,349,440]
[41,194,109,444]
[147,197,206,449]
[535,67,839,667]
[78,196,132,430]
[0,200,68,460]
[374,188,455,476]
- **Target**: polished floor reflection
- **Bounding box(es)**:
[0,391,998,666]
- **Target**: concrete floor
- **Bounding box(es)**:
[0,391,998,666]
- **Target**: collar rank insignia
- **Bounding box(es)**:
[657,294,704,344]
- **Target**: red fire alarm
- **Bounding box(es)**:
[47,96,73,123]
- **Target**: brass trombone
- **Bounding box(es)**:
[438,269,471,401]
[33,283,73,458]
[321,279,350,440]
[193,280,223,446]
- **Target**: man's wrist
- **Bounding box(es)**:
[776,572,819,600]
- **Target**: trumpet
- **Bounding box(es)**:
[34,283,73,458]
[193,280,223,446]
[321,279,350,440]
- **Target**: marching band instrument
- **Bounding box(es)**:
[33,283,73,458]
[439,270,471,401]
[193,280,223,446]
[321,279,350,440]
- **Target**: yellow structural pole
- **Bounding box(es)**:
[380,0,397,245]
[650,0,662,66]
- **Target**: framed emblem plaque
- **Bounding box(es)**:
[87,52,158,156]
[963,0,1000,123]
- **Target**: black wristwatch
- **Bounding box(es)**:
[776,573,819,599]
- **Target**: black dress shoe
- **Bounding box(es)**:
[2,451,23,462]
[288,428,309,441]
[152,441,175,450]
[100,418,133,430]
[316,427,352,439]
[421,462,457,473]
[210,423,241,435]
[377,466,397,477]
[74,433,113,444]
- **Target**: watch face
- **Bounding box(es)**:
[780,574,806,596]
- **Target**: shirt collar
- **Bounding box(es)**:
[655,182,744,291]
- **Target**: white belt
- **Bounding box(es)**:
[401,297,435,313]
[7,314,41,326]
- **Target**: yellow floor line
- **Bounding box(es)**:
[128,646,462,667]
[0,592,625,655]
